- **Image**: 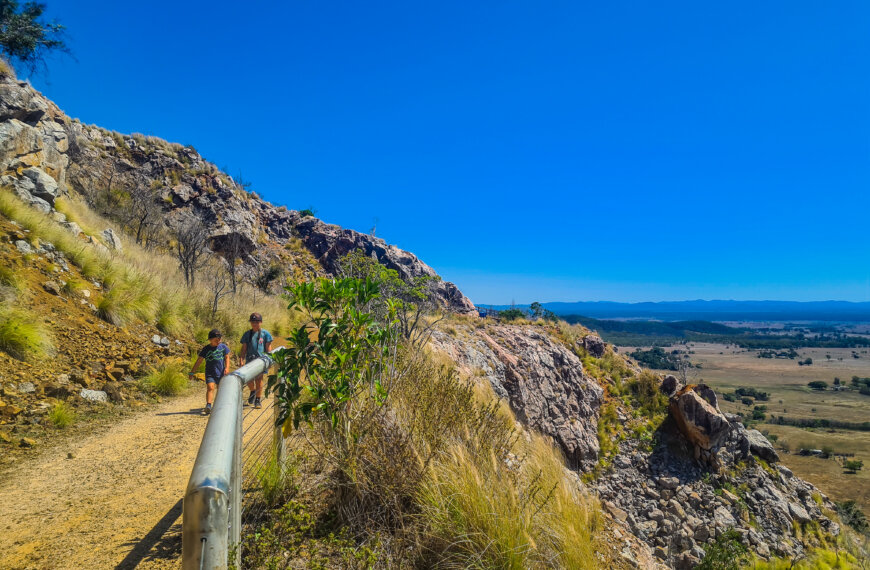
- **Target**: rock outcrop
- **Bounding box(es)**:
[432,321,842,568]
[669,384,732,463]
[0,75,474,313]
[431,325,604,470]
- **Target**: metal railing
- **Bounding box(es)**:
[182,354,277,570]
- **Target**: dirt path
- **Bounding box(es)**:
[0,391,208,570]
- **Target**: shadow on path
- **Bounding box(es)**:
[157,408,204,416]
[114,498,183,569]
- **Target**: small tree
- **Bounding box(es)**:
[126,182,159,246]
[808,381,828,391]
[338,250,442,345]
[219,232,247,294]
[204,256,230,320]
[0,0,67,74]
[529,301,543,319]
[172,213,210,288]
[844,459,864,473]
[268,277,398,436]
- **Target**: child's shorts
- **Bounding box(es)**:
[205,376,221,385]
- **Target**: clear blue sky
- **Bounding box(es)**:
[24,1,870,303]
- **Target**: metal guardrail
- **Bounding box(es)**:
[182,354,276,570]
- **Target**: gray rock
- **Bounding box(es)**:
[61,221,83,236]
[42,280,62,295]
[660,374,681,396]
[744,429,780,463]
[21,167,58,204]
[581,334,607,358]
[79,389,108,403]
[101,228,122,250]
[695,383,718,408]
[648,508,665,522]
[14,239,32,254]
[160,336,170,347]
[713,506,737,528]
[17,382,36,394]
[789,502,812,524]
[151,334,163,345]
[657,476,680,490]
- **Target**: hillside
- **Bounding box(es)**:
[1,72,868,569]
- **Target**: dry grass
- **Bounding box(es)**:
[0,307,53,361]
[0,191,298,348]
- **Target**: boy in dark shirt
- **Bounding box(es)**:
[189,329,231,415]
[239,312,273,409]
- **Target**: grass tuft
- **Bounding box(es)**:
[0,308,53,361]
[49,402,76,428]
[140,358,189,395]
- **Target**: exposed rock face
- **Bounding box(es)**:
[0,75,474,313]
[431,325,604,470]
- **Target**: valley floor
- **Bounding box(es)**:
[0,390,205,569]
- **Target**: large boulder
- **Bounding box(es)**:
[669,385,731,454]
[743,428,780,463]
[101,228,123,250]
[21,167,59,205]
[581,334,607,358]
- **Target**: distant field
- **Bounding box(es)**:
[618,342,870,514]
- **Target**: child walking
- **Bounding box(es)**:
[239,312,272,409]
[189,329,231,415]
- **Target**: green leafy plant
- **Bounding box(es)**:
[270,277,398,433]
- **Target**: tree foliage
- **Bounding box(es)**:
[338,250,441,344]
[268,277,398,435]
[0,1,67,73]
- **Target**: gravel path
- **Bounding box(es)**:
[0,390,208,570]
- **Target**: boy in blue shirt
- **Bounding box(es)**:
[239,312,272,409]
[189,329,231,415]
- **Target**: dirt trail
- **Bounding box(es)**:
[0,391,208,570]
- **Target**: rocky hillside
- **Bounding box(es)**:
[432,320,849,568]
[0,73,473,312]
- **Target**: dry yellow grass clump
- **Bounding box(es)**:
[0,190,299,351]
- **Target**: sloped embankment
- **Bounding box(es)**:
[431,320,846,568]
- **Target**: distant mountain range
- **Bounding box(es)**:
[482,300,870,322]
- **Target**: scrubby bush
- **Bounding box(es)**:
[808,381,828,391]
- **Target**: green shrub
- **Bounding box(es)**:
[0,308,52,360]
[697,529,748,569]
[140,358,189,395]
[49,402,76,428]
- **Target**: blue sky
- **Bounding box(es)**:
[24,1,870,303]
